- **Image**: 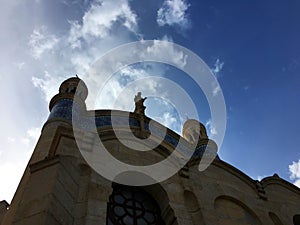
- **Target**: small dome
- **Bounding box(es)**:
[182,119,208,144]
[59,76,88,100]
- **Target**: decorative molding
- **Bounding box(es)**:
[29,155,60,173]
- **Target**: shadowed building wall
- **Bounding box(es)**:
[1,77,300,225]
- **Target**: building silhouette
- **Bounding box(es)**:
[1,77,300,225]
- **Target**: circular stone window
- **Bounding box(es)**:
[107,185,165,225]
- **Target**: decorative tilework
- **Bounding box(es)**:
[176,142,193,157]
[48,99,74,121]
[193,145,208,157]
[164,134,179,146]
[93,116,141,128]
[48,100,195,153]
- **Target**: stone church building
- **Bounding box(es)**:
[1,77,300,225]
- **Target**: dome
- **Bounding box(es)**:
[182,119,208,144]
[59,76,88,100]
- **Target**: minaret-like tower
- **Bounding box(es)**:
[182,119,218,171]
[182,119,208,144]
[1,77,94,225]
[48,76,88,124]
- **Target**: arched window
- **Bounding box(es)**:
[107,185,165,225]
[184,191,204,224]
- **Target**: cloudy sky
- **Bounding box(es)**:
[1,0,300,203]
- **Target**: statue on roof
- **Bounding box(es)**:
[134,92,147,115]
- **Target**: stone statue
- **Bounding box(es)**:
[134,92,147,115]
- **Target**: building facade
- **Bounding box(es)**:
[1,77,300,225]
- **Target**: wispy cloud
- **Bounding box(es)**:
[212,81,221,97]
[205,119,217,136]
[32,71,65,101]
[28,26,59,59]
[211,58,224,77]
[289,159,300,188]
[155,111,180,134]
[209,59,224,97]
[157,0,191,30]
[7,137,16,143]
[68,0,138,49]
[28,1,190,153]
[256,175,270,181]
[90,62,169,110]
[143,37,187,69]
[30,0,141,109]
[21,127,40,147]
[13,62,25,70]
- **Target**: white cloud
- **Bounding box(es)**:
[29,0,141,109]
[25,1,191,141]
[211,58,224,77]
[86,61,189,135]
[13,62,25,70]
[208,59,224,97]
[68,0,138,48]
[289,159,300,187]
[294,179,300,187]
[91,63,167,111]
[157,0,190,30]
[212,82,221,97]
[256,175,270,181]
[144,38,187,69]
[205,119,218,136]
[7,137,15,143]
[289,159,300,179]
[21,127,40,147]
[32,71,66,101]
[155,111,180,133]
[27,128,39,139]
[29,26,59,59]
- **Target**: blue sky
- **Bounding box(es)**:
[1,0,300,203]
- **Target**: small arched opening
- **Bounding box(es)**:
[184,190,205,224]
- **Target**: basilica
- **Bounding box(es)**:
[1,77,300,225]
